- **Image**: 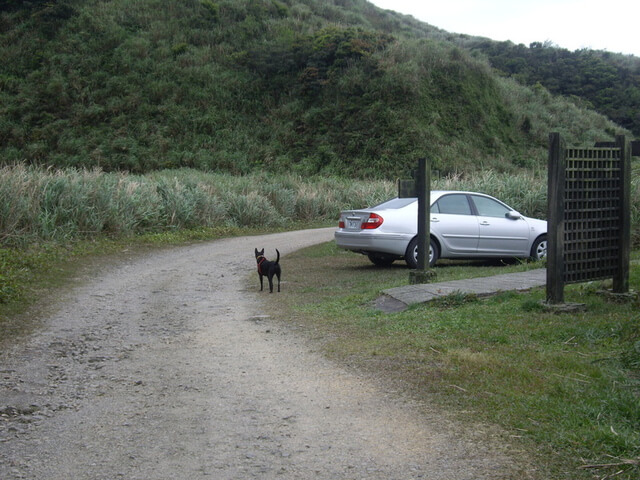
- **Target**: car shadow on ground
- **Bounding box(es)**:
[340,257,529,271]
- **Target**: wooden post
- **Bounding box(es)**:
[416,158,429,270]
[614,135,630,293]
[547,133,565,304]
[409,158,436,284]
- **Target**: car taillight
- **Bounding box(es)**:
[338,218,345,228]
[362,213,383,229]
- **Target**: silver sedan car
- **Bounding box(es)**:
[335,191,547,268]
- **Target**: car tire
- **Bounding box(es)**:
[530,234,547,261]
[367,253,396,267]
[405,237,439,269]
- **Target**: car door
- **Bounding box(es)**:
[431,194,479,255]
[471,194,530,256]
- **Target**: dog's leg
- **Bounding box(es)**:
[276,271,280,292]
[267,272,274,293]
[258,273,264,291]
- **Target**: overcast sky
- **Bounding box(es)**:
[368,0,638,57]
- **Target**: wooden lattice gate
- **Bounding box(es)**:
[547,133,631,304]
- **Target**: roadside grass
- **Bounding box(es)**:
[266,243,640,480]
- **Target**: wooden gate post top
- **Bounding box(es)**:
[398,179,417,198]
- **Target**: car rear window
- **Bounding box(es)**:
[372,198,416,209]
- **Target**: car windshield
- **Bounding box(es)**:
[371,197,416,210]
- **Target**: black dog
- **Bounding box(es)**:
[255,248,281,293]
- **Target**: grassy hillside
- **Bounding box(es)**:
[459,39,640,137]
[0,0,626,178]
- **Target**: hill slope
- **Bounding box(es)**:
[458,38,640,137]
[0,0,628,178]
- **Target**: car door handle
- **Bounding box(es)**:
[431,217,439,222]
[479,221,491,226]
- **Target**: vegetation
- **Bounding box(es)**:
[0,166,394,313]
[268,242,640,479]
[1,2,639,472]
[2,163,638,306]
[2,162,635,247]
[0,0,630,178]
[0,164,394,249]
[461,40,640,137]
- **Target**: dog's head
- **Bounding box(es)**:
[255,248,264,261]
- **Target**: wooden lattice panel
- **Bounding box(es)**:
[563,148,622,284]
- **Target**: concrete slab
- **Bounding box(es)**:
[379,269,546,311]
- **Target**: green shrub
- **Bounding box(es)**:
[201,0,220,22]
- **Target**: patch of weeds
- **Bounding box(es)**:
[619,315,640,374]
[521,298,545,312]
[430,291,478,309]
[0,246,63,304]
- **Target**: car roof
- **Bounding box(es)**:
[422,190,493,201]
[368,191,495,209]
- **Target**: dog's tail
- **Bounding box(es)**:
[275,249,280,264]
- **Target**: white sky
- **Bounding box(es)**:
[368,0,639,57]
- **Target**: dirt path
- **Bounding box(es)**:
[1,228,527,479]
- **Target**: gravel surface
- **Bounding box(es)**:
[0,228,530,479]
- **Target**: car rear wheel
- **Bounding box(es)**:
[530,234,547,261]
[405,237,439,269]
[367,252,396,267]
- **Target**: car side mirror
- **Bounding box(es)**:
[505,211,522,220]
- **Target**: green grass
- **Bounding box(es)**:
[266,243,640,480]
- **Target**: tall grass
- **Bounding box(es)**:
[434,169,548,219]
[0,165,394,247]
[1,164,638,248]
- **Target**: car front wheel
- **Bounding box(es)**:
[405,237,439,269]
[530,234,547,261]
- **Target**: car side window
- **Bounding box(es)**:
[435,194,472,215]
[472,195,510,218]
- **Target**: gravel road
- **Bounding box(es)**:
[0,228,530,479]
